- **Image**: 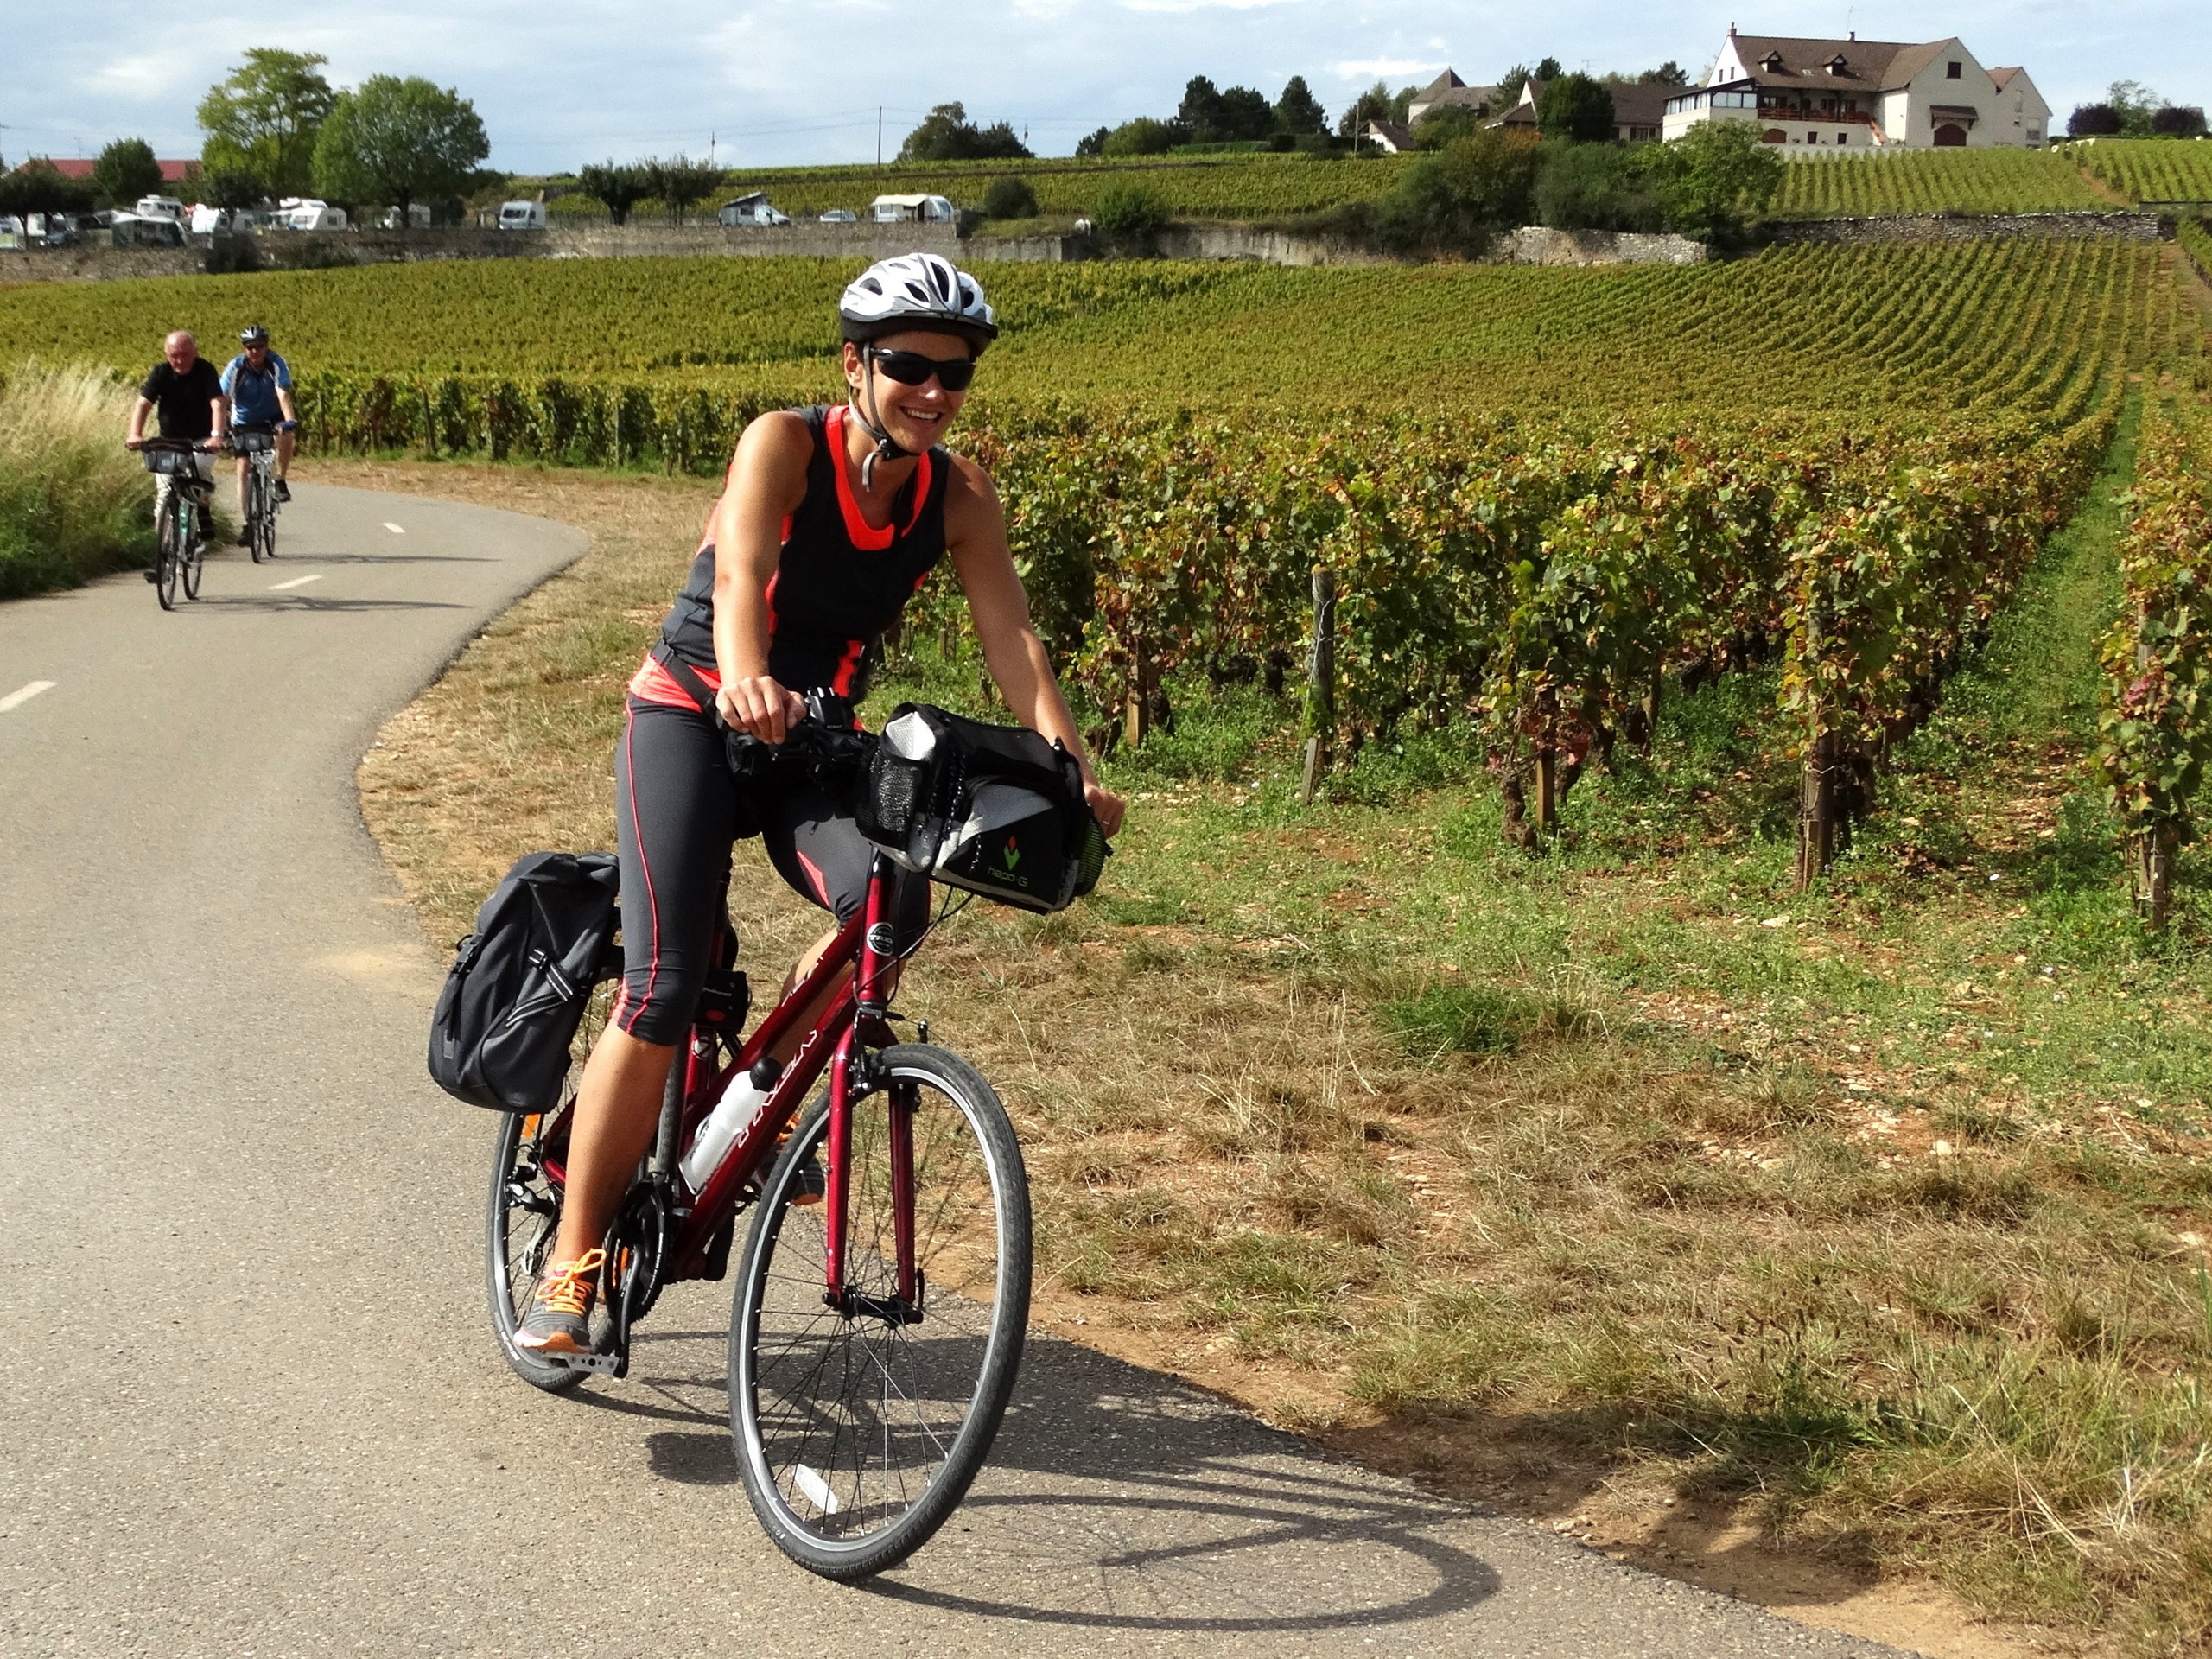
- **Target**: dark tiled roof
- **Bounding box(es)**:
[1726,34,1963,92]
[1607,83,1675,127]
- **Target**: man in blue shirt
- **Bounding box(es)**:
[219,324,296,540]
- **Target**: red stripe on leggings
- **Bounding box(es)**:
[620,705,664,1033]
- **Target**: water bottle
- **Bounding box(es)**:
[680,1057,783,1191]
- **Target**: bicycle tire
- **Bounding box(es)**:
[483,975,618,1393]
[258,485,277,561]
[728,1042,1031,1581]
[251,466,273,563]
[181,524,204,601]
[155,497,179,611]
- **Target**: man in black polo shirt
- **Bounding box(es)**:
[126,331,226,564]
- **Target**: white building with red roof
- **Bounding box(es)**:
[1662,29,2050,153]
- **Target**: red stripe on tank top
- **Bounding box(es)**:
[830,639,866,696]
[825,405,895,553]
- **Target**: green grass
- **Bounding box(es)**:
[0,362,156,599]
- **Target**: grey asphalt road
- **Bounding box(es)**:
[0,485,1916,1658]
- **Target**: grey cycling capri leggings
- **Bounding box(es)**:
[612,695,930,1045]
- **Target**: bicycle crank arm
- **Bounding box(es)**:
[549,1350,623,1376]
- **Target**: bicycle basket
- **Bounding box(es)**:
[856,704,1107,914]
[142,448,199,476]
[232,429,276,454]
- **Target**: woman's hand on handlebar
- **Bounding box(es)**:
[715,675,805,744]
[1085,780,1126,841]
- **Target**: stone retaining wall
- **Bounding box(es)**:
[1768,211,2171,245]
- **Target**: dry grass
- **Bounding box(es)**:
[322,450,2212,1657]
[0,359,156,596]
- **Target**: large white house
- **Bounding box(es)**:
[1662,29,2050,153]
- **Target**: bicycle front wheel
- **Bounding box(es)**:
[154,499,179,611]
[729,1042,1031,1580]
[251,469,275,562]
[181,525,204,600]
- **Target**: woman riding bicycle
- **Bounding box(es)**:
[520,253,1125,1355]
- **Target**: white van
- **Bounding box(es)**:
[134,195,187,223]
[277,197,349,231]
[716,193,791,227]
[379,203,434,229]
[498,200,548,231]
[869,194,956,224]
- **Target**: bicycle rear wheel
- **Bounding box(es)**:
[251,467,274,562]
[154,499,179,611]
[484,974,618,1392]
[728,1043,1031,1580]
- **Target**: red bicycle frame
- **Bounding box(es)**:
[540,850,918,1311]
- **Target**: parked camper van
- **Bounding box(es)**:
[378,203,434,229]
[133,195,187,223]
[498,200,548,231]
[869,194,956,224]
[277,198,349,231]
[717,193,792,227]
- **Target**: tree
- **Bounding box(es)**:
[2069,103,2122,137]
[578,160,649,225]
[1338,79,1413,141]
[0,161,96,219]
[1179,77,1227,143]
[1537,74,1616,143]
[1646,118,1782,243]
[2106,80,2164,137]
[1370,127,1541,253]
[2152,105,2207,137]
[982,176,1037,219]
[313,76,489,225]
[1217,86,1276,142]
[1534,142,1661,230]
[1496,63,1537,105]
[92,138,164,208]
[199,165,267,211]
[638,156,724,224]
[1101,117,1184,156]
[1274,76,1330,137]
[1638,61,1691,87]
[1075,125,1110,157]
[1535,56,1564,79]
[198,48,336,199]
[898,102,1032,162]
[1092,181,1169,249]
[1414,105,1485,149]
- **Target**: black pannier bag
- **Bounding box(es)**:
[428,851,621,1113]
[855,704,1107,913]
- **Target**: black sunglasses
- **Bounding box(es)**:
[867,346,976,392]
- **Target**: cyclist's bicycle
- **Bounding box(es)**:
[133,438,213,610]
[230,422,287,563]
[486,707,1037,1581]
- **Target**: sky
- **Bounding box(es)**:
[3,0,2206,172]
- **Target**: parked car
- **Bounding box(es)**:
[818,207,859,224]
[378,203,434,229]
[497,200,548,231]
[870,194,956,224]
[133,195,187,223]
[0,213,22,249]
[277,197,350,231]
[717,193,792,227]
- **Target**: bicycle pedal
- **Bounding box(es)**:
[550,1350,622,1375]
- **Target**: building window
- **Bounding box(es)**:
[1762,128,1787,143]
[1838,130,1849,143]
[1947,60,1961,79]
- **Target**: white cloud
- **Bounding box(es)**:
[1119,0,1300,11]
[1333,57,1443,80]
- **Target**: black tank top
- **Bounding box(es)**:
[658,404,952,699]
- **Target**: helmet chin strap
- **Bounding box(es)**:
[851,353,910,491]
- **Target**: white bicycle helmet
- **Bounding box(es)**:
[839,253,998,351]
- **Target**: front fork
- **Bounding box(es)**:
[823,854,921,1318]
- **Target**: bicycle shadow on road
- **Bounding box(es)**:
[604,1323,1503,1636]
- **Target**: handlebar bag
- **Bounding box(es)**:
[428,850,621,1112]
[855,704,1106,913]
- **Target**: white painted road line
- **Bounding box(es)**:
[0,679,56,714]
[383,523,406,534]
[269,574,323,591]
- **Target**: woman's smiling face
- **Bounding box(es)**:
[843,329,975,455]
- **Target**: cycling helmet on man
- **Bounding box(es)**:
[240,324,270,345]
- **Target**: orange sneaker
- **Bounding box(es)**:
[516,1248,605,1355]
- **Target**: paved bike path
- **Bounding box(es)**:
[0,486,1916,1657]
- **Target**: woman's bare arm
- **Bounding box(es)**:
[944,454,1126,838]
[709,411,812,742]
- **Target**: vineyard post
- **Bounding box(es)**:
[1796,728,1840,889]
[2139,823,2178,931]
[1300,565,1336,805]
[422,387,435,461]
[1122,646,1152,752]
[1533,748,1557,834]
